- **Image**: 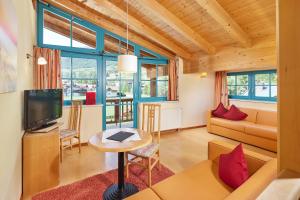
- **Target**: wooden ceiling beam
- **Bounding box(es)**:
[41,0,176,59]
[194,0,252,47]
[84,0,192,59]
[137,0,215,54]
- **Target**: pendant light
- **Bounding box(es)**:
[117,0,137,73]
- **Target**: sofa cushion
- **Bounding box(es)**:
[152,160,233,200]
[219,144,249,189]
[256,110,277,126]
[223,105,248,121]
[224,159,277,200]
[208,141,272,176]
[239,108,258,123]
[125,188,161,200]
[245,124,277,141]
[212,103,228,118]
[210,117,254,132]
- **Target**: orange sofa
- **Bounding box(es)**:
[126,141,277,200]
[207,107,277,152]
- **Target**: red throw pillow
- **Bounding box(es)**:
[223,105,248,121]
[219,144,249,189]
[212,103,228,118]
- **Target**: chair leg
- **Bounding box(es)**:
[157,150,161,170]
[78,136,81,153]
[125,153,129,178]
[148,158,152,187]
[60,139,63,163]
[70,139,72,150]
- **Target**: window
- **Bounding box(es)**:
[140,63,169,99]
[38,2,169,107]
[227,70,277,101]
[43,10,71,47]
[140,49,157,58]
[61,54,98,104]
[227,74,249,98]
[104,34,134,55]
[42,9,97,50]
[72,22,96,49]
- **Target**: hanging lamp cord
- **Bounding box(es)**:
[126,0,129,54]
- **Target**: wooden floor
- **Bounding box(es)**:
[59,127,276,186]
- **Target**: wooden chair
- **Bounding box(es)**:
[60,100,82,162]
[125,103,161,186]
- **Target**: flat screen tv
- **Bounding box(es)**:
[24,89,62,131]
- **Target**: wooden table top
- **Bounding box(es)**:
[89,128,152,153]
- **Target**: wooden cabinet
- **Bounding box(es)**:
[23,128,60,198]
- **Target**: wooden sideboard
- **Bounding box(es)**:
[23,127,60,198]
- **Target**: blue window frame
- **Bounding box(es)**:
[37,1,169,129]
[227,70,277,102]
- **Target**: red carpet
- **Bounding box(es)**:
[32,164,174,200]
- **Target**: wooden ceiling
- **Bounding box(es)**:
[40,0,275,63]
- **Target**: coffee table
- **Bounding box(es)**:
[89,128,152,200]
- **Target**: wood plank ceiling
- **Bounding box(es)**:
[41,0,275,65]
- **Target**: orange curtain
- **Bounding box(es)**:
[33,47,62,89]
[214,71,229,107]
[168,59,178,101]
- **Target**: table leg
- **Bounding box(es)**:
[103,152,139,200]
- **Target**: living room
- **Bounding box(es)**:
[0,0,299,200]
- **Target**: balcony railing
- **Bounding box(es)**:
[106,97,133,125]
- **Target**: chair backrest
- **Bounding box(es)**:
[141,104,161,144]
[68,100,82,134]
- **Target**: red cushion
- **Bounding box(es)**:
[212,103,228,118]
[219,144,249,189]
[86,92,96,105]
[223,105,248,121]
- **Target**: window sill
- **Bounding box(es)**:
[229,99,277,104]
[63,104,103,108]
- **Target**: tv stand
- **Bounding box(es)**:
[23,128,59,198]
[31,122,62,133]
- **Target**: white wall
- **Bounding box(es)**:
[0,1,35,200]
[60,105,103,143]
[178,58,215,128]
[229,99,277,111]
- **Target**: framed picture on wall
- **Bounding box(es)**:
[0,0,18,93]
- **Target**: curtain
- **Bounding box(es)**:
[214,71,229,107]
[168,59,178,101]
[33,47,62,89]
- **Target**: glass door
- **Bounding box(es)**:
[104,57,136,129]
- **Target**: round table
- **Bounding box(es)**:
[89,128,152,200]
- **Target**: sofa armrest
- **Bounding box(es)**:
[224,159,277,200]
[208,141,274,175]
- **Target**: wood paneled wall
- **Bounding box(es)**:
[186,36,276,73]
[278,0,300,173]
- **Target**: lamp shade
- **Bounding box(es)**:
[37,56,47,65]
[117,54,137,73]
